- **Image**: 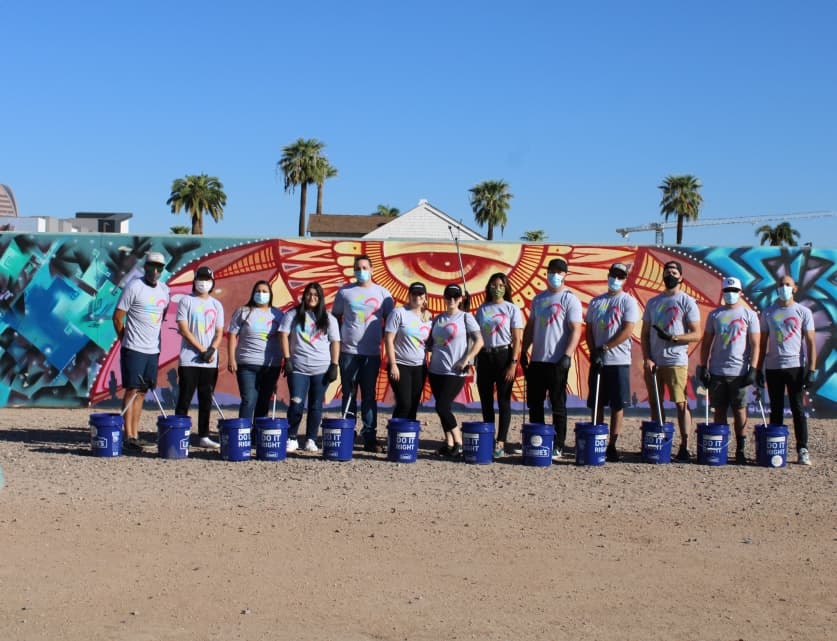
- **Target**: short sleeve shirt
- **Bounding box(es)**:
[428,311,480,376]
[228,306,284,367]
[760,301,815,369]
[475,300,524,349]
[176,294,224,367]
[705,305,760,376]
[279,310,340,376]
[529,289,583,363]
[585,291,640,366]
[643,290,700,366]
[116,278,171,354]
[385,306,433,366]
[332,282,394,356]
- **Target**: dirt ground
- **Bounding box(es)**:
[0,406,835,641]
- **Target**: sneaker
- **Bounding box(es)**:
[798,448,812,466]
[605,447,621,463]
[437,444,452,456]
[286,438,299,453]
[364,440,385,454]
[493,447,506,459]
[304,439,319,453]
[124,437,145,453]
[674,445,691,463]
[735,450,747,465]
[449,443,463,458]
[198,436,220,449]
[551,448,562,461]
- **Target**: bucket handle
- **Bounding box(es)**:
[592,370,601,424]
[651,368,663,423]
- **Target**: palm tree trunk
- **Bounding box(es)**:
[487,223,494,241]
[676,216,684,245]
[299,185,308,236]
[192,214,203,235]
[316,183,324,214]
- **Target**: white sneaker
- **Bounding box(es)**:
[286,438,299,452]
[552,448,563,461]
[304,439,319,453]
[199,436,220,449]
[798,448,812,466]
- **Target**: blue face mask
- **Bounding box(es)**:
[608,277,624,291]
[253,292,270,305]
[355,269,371,284]
[547,273,564,288]
[777,285,793,301]
[723,291,740,305]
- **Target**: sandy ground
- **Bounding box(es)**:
[0,405,835,641]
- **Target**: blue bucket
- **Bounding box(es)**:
[89,413,123,457]
[641,420,675,464]
[754,423,788,468]
[386,418,421,463]
[157,415,191,459]
[322,418,355,461]
[522,423,556,467]
[574,422,608,466]
[219,417,252,461]
[254,417,288,461]
[461,422,494,465]
[697,423,729,466]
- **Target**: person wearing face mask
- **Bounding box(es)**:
[112,251,171,453]
[174,266,225,449]
[584,263,640,462]
[475,273,523,458]
[521,258,583,459]
[227,280,284,422]
[332,254,395,452]
[697,277,760,464]
[640,260,702,462]
[756,275,818,465]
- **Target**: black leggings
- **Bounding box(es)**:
[176,366,219,438]
[390,363,426,420]
[526,361,569,449]
[428,372,465,432]
[476,350,513,442]
[766,367,807,450]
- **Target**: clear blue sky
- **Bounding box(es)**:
[3,0,836,246]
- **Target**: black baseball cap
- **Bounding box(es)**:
[609,263,629,278]
[443,284,463,299]
[409,282,426,295]
[195,266,214,280]
[663,260,683,274]
[547,258,569,273]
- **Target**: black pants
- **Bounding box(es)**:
[390,363,426,420]
[526,361,569,449]
[428,372,465,432]
[766,367,807,450]
[476,349,514,442]
[176,366,219,438]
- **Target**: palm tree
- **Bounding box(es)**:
[278,138,325,236]
[167,174,227,235]
[658,174,703,245]
[312,157,338,215]
[521,230,547,241]
[376,205,400,217]
[170,225,190,235]
[469,180,513,241]
[756,222,801,246]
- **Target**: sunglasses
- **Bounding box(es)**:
[146,264,164,272]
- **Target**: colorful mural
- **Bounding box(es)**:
[1,233,834,415]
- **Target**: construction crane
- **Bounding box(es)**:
[616,210,837,245]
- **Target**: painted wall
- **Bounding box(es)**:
[0,233,833,415]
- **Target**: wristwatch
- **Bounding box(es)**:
[602,344,610,353]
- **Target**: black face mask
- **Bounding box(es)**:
[663,274,680,289]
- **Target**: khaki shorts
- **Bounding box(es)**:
[645,365,688,404]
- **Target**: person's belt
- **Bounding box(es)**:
[482,345,511,354]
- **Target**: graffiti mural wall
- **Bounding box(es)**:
[0,233,834,415]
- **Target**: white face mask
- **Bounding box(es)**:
[607,277,624,291]
[722,291,740,305]
[777,285,793,301]
[355,269,371,284]
[253,292,270,305]
[194,280,212,294]
[547,273,565,288]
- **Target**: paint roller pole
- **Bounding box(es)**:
[212,393,226,421]
[448,224,470,310]
[139,375,167,418]
[652,368,663,425]
[592,370,601,425]
[120,389,140,416]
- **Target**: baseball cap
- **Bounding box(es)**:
[722,276,742,291]
[145,251,165,266]
[547,258,569,273]
[195,266,214,280]
[609,263,629,278]
[443,284,463,299]
[663,260,683,274]
[408,282,427,295]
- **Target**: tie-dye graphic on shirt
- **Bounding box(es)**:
[707,306,759,376]
[295,317,325,346]
[769,310,800,345]
[535,298,563,327]
[589,297,622,334]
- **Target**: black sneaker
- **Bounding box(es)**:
[363,440,385,454]
[674,445,690,462]
[449,443,463,458]
[437,444,452,456]
[124,437,145,453]
[605,447,621,463]
[734,450,747,465]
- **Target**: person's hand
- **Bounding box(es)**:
[644,359,657,374]
[199,347,216,363]
[520,352,530,374]
[744,366,757,386]
[803,369,818,389]
[756,369,765,388]
[325,363,338,383]
[227,361,237,374]
[558,355,572,371]
[388,362,400,382]
[455,358,473,374]
[696,365,711,387]
[591,348,604,372]
[283,357,294,377]
[653,325,673,341]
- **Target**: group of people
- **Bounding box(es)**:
[113,251,819,466]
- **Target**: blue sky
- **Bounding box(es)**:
[3,0,836,246]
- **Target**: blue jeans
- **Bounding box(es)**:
[339,353,381,443]
[287,371,327,442]
[236,364,281,421]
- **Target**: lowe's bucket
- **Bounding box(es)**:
[157,415,191,459]
[219,417,252,461]
[522,423,555,467]
[574,422,608,466]
[697,423,729,466]
[322,418,354,461]
[641,421,675,464]
[461,422,494,465]
[754,423,788,468]
[89,413,123,457]
[254,417,288,461]
[386,418,421,463]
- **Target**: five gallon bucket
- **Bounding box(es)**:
[574,422,608,466]
[219,417,252,461]
[157,415,191,459]
[461,421,494,465]
[254,417,288,461]
[90,413,123,457]
[387,418,421,463]
[641,421,675,464]
[522,423,555,467]
[697,423,729,466]
[322,418,355,461]
[754,423,788,468]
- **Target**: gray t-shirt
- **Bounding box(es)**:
[529,289,583,363]
[176,294,225,368]
[228,306,284,367]
[643,290,700,366]
[279,310,340,376]
[585,291,640,366]
[475,300,524,349]
[116,277,171,354]
[385,306,433,366]
[428,311,480,376]
[705,305,760,376]
[760,301,814,369]
[332,282,394,356]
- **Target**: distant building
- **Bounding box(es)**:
[0,184,18,218]
[1,211,132,233]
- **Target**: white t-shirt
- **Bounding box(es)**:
[116,277,170,354]
[279,309,340,376]
[428,311,480,376]
[760,301,815,369]
[705,305,760,376]
[475,300,524,349]
[528,288,583,363]
[385,306,432,366]
[177,294,224,368]
[585,291,640,366]
[228,306,284,367]
[643,290,700,366]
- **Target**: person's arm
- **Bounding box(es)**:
[113,309,126,341]
[384,331,399,381]
[521,317,533,357]
[804,328,817,371]
[699,319,713,369]
[461,331,484,369]
[748,330,760,370]
[504,327,523,382]
[227,333,238,373]
[641,319,655,372]
[330,339,340,365]
[584,322,595,353]
[564,321,583,359]
[177,319,204,353]
[279,332,291,360]
[675,317,702,344]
